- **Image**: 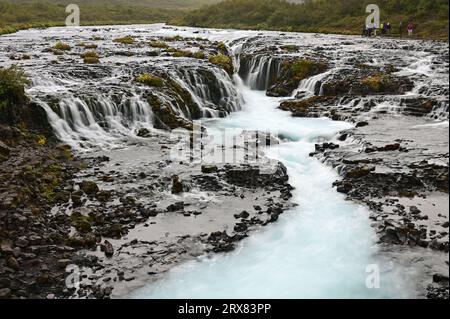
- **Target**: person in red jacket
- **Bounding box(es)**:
[407,22,414,36]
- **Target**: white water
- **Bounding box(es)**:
[131,78,414,299]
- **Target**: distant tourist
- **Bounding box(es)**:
[407,22,414,36]
[373,23,378,36]
[381,21,386,35]
[386,22,391,34]
[363,25,372,37]
[399,21,404,37]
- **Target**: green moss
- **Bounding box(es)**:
[209,54,234,75]
[134,74,164,87]
[113,36,135,45]
[52,42,71,51]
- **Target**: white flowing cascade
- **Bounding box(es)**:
[35,67,241,149]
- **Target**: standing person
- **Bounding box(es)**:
[407,22,414,36]
[373,22,378,36]
[399,21,404,37]
[386,22,391,34]
[381,21,386,35]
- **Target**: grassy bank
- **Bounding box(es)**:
[1,0,448,40]
[177,0,449,41]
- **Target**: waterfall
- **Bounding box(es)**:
[239,55,283,91]
[37,94,154,149]
[170,66,242,118]
[31,64,243,150]
[293,71,332,97]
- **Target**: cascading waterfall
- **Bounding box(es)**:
[294,71,332,97]
[171,66,242,117]
[33,64,242,149]
[239,55,283,91]
[37,94,155,149]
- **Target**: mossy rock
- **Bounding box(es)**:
[267,58,328,97]
[52,42,71,51]
[78,42,98,49]
[346,166,374,178]
[217,42,228,55]
[355,74,413,95]
[172,50,194,58]
[209,54,234,76]
[193,51,206,59]
[279,96,323,117]
[71,212,93,234]
[79,180,99,196]
[81,51,100,64]
[148,94,193,131]
[281,45,299,52]
[0,65,29,113]
[134,74,164,87]
[113,36,134,45]
[163,35,184,42]
[149,41,169,48]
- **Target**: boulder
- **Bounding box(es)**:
[100,240,114,258]
[79,180,99,196]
